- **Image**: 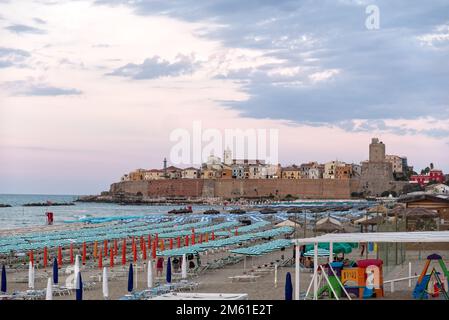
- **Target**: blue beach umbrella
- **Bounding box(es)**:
[76,272,83,301]
[166,257,172,283]
[128,263,134,293]
[285,272,293,300]
[1,265,6,293]
[53,257,58,284]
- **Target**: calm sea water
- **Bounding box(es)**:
[0,194,217,230]
[0,194,368,231]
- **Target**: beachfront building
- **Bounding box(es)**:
[128,168,147,181]
[165,166,182,179]
[220,165,233,179]
[410,169,445,187]
[323,160,345,179]
[425,183,449,195]
[299,161,319,179]
[308,166,324,179]
[335,164,353,179]
[144,169,165,180]
[259,164,282,179]
[281,165,301,179]
[120,174,131,181]
[231,164,246,179]
[181,167,199,179]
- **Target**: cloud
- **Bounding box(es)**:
[94,0,449,131]
[107,54,198,79]
[0,47,30,68]
[33,17,47,24]
[5,24,46,34]
[3,81,82,96]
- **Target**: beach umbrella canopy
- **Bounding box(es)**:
[147,260,153,289]
[102,267,109,299]
[28,261,35,289]
[1,265,6,293]
[285,272,293,300]
[45,278,53,300]
[53,257,58,284]
[304,248,332,257]
[181,254,187,279]
[76,272,83,301]
[128,263,134,293]
[166,257,172,283]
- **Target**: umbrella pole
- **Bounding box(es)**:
[295,244,300,300]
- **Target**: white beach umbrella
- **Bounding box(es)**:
[147,260,153,289]
[74,254,80,282]
[45,278,53,300]
[102,267,109,299]
[181,254,187,279]
[28,261,35,289]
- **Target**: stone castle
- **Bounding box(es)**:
[106,138,408,200]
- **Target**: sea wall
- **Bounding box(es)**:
[110,178,359,199]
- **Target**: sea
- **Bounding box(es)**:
[0,194,369,231]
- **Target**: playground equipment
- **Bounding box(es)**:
[413,253,449,300]
[316,259,384,299]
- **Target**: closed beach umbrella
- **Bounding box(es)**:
[181,254,187,279]
[69,244,74,264]
[152,240,156,259]
[132,241,137,263]
[211,232,215,240]
[122,239,127,265]
[166,257,172,283]
[29,250,34,266]
[104,240,108,257]
[53,257,58,285]
[142,241,147,260]
[45,278,52,300]
[128,263,134,293]
[82,242,86,265]
[58,246,63,267]
[114,239,118,255]
[155,234,159,247]
[177,237,181,248]
[191,233,195,245]
[285,272,293,300]
[102,267,109,299]
[147,235,151,251]
[169,238,173,249]
[28,261,35,289]
[94,241,98,258]
[98,250,103,269]
[110,248,114,268]
[147,260,153,289]
[1,265,6,293]
[43,247,48,268]
[74,255,80,288]
[76,272,83,301]
[185,235,189,247]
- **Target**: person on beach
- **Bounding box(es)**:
[156,257,164,276]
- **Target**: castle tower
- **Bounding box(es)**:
[223,147,232,166]
[163,157,168,177]
[369,138,386,162]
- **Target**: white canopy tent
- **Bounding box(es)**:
[292,230,449,300]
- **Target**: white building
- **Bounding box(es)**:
[323,161,345,179]
[181,167,199,179]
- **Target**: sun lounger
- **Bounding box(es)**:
[228,274,260,282]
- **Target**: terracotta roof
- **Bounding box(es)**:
[398,193,449,204]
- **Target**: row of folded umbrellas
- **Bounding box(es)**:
[230,239,293,256]
[155,226,295,256]
[0,219,242,254]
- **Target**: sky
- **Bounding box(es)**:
[0,0,448,195]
